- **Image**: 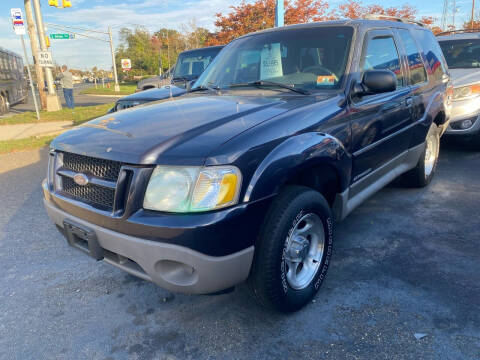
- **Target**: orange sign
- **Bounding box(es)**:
[317,75,336,86]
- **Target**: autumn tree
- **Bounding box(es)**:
[205,0,332,45]
[206,0,439,45]
[463,19,480,29]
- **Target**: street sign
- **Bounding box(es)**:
[50,33,75,39]
[121,59,131,71]
[10,8,26,35]
[38,51,54,67]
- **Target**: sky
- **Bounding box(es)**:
[0,0,476,70]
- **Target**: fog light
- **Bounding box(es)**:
[451,116,477,130]
[460,119,473,129]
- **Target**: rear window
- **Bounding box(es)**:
[412,29,448,82]
[438,39,480,69]
[398,29,428,85]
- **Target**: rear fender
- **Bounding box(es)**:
[243,132,352,203]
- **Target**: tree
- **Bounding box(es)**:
[463,19,480,29]
[206,0,440,46]
[205,0,331,45]
[116,27,160,77]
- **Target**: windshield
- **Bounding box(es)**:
[172,47,222,80]
[194,26,354,93]
[439,39,480,69]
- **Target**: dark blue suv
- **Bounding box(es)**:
[43,19,450,312]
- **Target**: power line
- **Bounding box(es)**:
[45,22,108,35]
[46,24,109,42]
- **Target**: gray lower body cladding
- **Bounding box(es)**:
[44,198,254,294]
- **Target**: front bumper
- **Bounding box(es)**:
[43,180,270,294]
[44,198,254,294]
[445,97,480,136]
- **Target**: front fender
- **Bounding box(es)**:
[243,132,352,203]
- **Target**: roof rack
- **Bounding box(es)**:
[364,14,425,27]
[436,29,480,36]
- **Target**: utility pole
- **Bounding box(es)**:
[24,0,46,110]
[166,30,171,70]
[472,0,476,28]
[275,0,284,27]
[32,0,61,111]
[20,36,40,120]
[108,26,120,92]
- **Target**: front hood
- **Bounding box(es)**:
[118,85,185,102]
[450,68,480,87]
[52,94,315,165]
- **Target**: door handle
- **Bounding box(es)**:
[405,98,413,107]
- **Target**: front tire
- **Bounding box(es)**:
[248,186,334,312]
[400,123,440,188]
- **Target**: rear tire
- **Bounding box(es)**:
[400,123,440,188]
[248,186,334,312]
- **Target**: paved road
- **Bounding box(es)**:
[4,83,119,117]
[0,142,479,360]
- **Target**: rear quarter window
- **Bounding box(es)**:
[398,29,428,85]
[412,29,448,82]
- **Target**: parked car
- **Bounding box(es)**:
[43,19,450,312]
[108,86,186,112]
[108,46,224,113]
[437,30,480,148]
[135,45,224,92]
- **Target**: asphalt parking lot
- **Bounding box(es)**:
[0,141,478,360]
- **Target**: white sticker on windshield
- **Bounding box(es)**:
[260,43,283,80]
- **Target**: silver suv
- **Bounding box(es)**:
[438,30,480,147]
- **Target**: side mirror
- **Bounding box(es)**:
[354,69,397,97]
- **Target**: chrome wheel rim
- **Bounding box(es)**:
[284,213,325,290]
[424,133,438,177]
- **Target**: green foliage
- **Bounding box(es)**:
[0,103,114,126]
[0,135,57,154]
[115,23,211,78]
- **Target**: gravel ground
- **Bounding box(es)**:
[0,141,478,360]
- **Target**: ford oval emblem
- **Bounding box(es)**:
[73,173,89,186]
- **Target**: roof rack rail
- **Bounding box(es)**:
[436,28,480,36]
[364,14,425,27]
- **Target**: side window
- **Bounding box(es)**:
[398,29,427,85]
[413,29,448,82]
[362,35,403,88]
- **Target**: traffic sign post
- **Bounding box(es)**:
[11,8,26,35]
[11,8,40,120]
[38,51,54,67]
[50,33,75,39]
[121,59,132,72]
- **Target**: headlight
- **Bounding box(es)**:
[453,84,480,100]
[143,166,242,212]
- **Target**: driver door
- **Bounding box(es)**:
[348,29,413,184]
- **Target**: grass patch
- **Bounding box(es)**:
[0,134,56,154]
[0,103,114,126]
[79,82,137,96]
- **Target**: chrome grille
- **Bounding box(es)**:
[62,152,122,181]
[58,152,123,211]
[62,177,115,210]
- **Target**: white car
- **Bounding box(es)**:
[438,30,480,148]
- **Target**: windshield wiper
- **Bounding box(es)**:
[172,75,197,82]
[229,80,310,95]
[190,82,220,93]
